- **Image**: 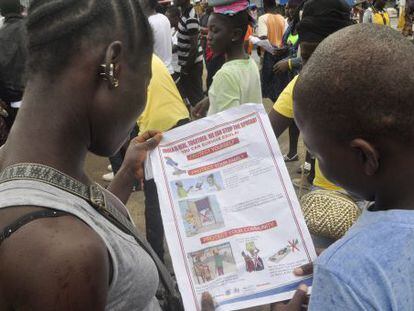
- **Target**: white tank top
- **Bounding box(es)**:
[0,179,161,311]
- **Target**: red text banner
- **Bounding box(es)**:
[188,152,248,175]
[200,220,278,244]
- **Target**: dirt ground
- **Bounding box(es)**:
[84,99,307,311]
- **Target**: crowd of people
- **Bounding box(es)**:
[0,0,413,310]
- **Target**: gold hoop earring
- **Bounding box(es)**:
[99,63,119,89]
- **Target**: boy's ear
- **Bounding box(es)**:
[350,138,380,176]
[232,27,244,42]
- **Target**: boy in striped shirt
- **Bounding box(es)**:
[176,0,204,106]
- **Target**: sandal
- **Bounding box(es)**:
[283,154,299,162]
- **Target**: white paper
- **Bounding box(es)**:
[249,36,276,54]
[150,104,316,311]
[10,101,22,108]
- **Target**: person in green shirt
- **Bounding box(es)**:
[192,4,262,118]
[175,181,192,198]
[213,249,225,276]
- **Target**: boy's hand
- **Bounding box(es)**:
[200,285,309,311]
[273,60,289,74]
[271,284,309,311]
[293,247,325,277]
[199,248,322,311]
[294,262,314,277]
[273,248,324,310]
[201,292,215,311]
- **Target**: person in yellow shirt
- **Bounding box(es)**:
[139,54,190,262]
[268,0,353,192]
[138,55,190,134]
[105,55,190,183]
[363,0,391,25]
[271,75,342,191]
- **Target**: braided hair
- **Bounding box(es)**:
[26,0,153,76]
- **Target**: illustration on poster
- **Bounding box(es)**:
[171,172,224,199]
[268,239,300,264]
[165,156,186,175]
[241,241,265,272]
[179,195,225,237]
[188,242,237,285]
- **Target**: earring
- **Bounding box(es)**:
[99,63,119,89]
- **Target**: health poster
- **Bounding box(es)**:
[150,104,317,311]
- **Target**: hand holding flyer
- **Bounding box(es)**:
[249,36,278,54]
[150,104,317,311]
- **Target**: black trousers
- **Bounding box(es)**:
[261,52,290,102]
[144,178,165,262]
[177,62,204,106]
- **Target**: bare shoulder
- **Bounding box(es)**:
[0,209,109,311]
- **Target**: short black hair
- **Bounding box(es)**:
[0,0,23,16]
[26,0,153,77]
[213,10,249,43]
[263,0,276,11]
[166,5,180,18]
[296,0,352,43]
[147,0,159,11]
[294,24,414,142]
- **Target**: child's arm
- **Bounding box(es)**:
[268,83,296,138]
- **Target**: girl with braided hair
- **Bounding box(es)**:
[0,0,168,310]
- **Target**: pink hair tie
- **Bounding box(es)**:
[212,0,249,15]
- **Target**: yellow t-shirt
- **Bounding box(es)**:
[273,75,342,191]
[273,75,298,119]
[138,55,190,133]
[373,11,391,26]
[313,161,342,191]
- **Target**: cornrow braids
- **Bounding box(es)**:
[26,0,153,76]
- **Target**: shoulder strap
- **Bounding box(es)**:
[0,209,68,246]
[0,163,181,307]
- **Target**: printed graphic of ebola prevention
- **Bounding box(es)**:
[150,104,317,311]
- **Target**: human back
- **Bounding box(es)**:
[258,12,285,47]
[208,57,261,115]
[311,209,414,310]
[142,0,174,74]
[149,13,174,73]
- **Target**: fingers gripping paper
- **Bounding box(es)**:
[150,104,316,311]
